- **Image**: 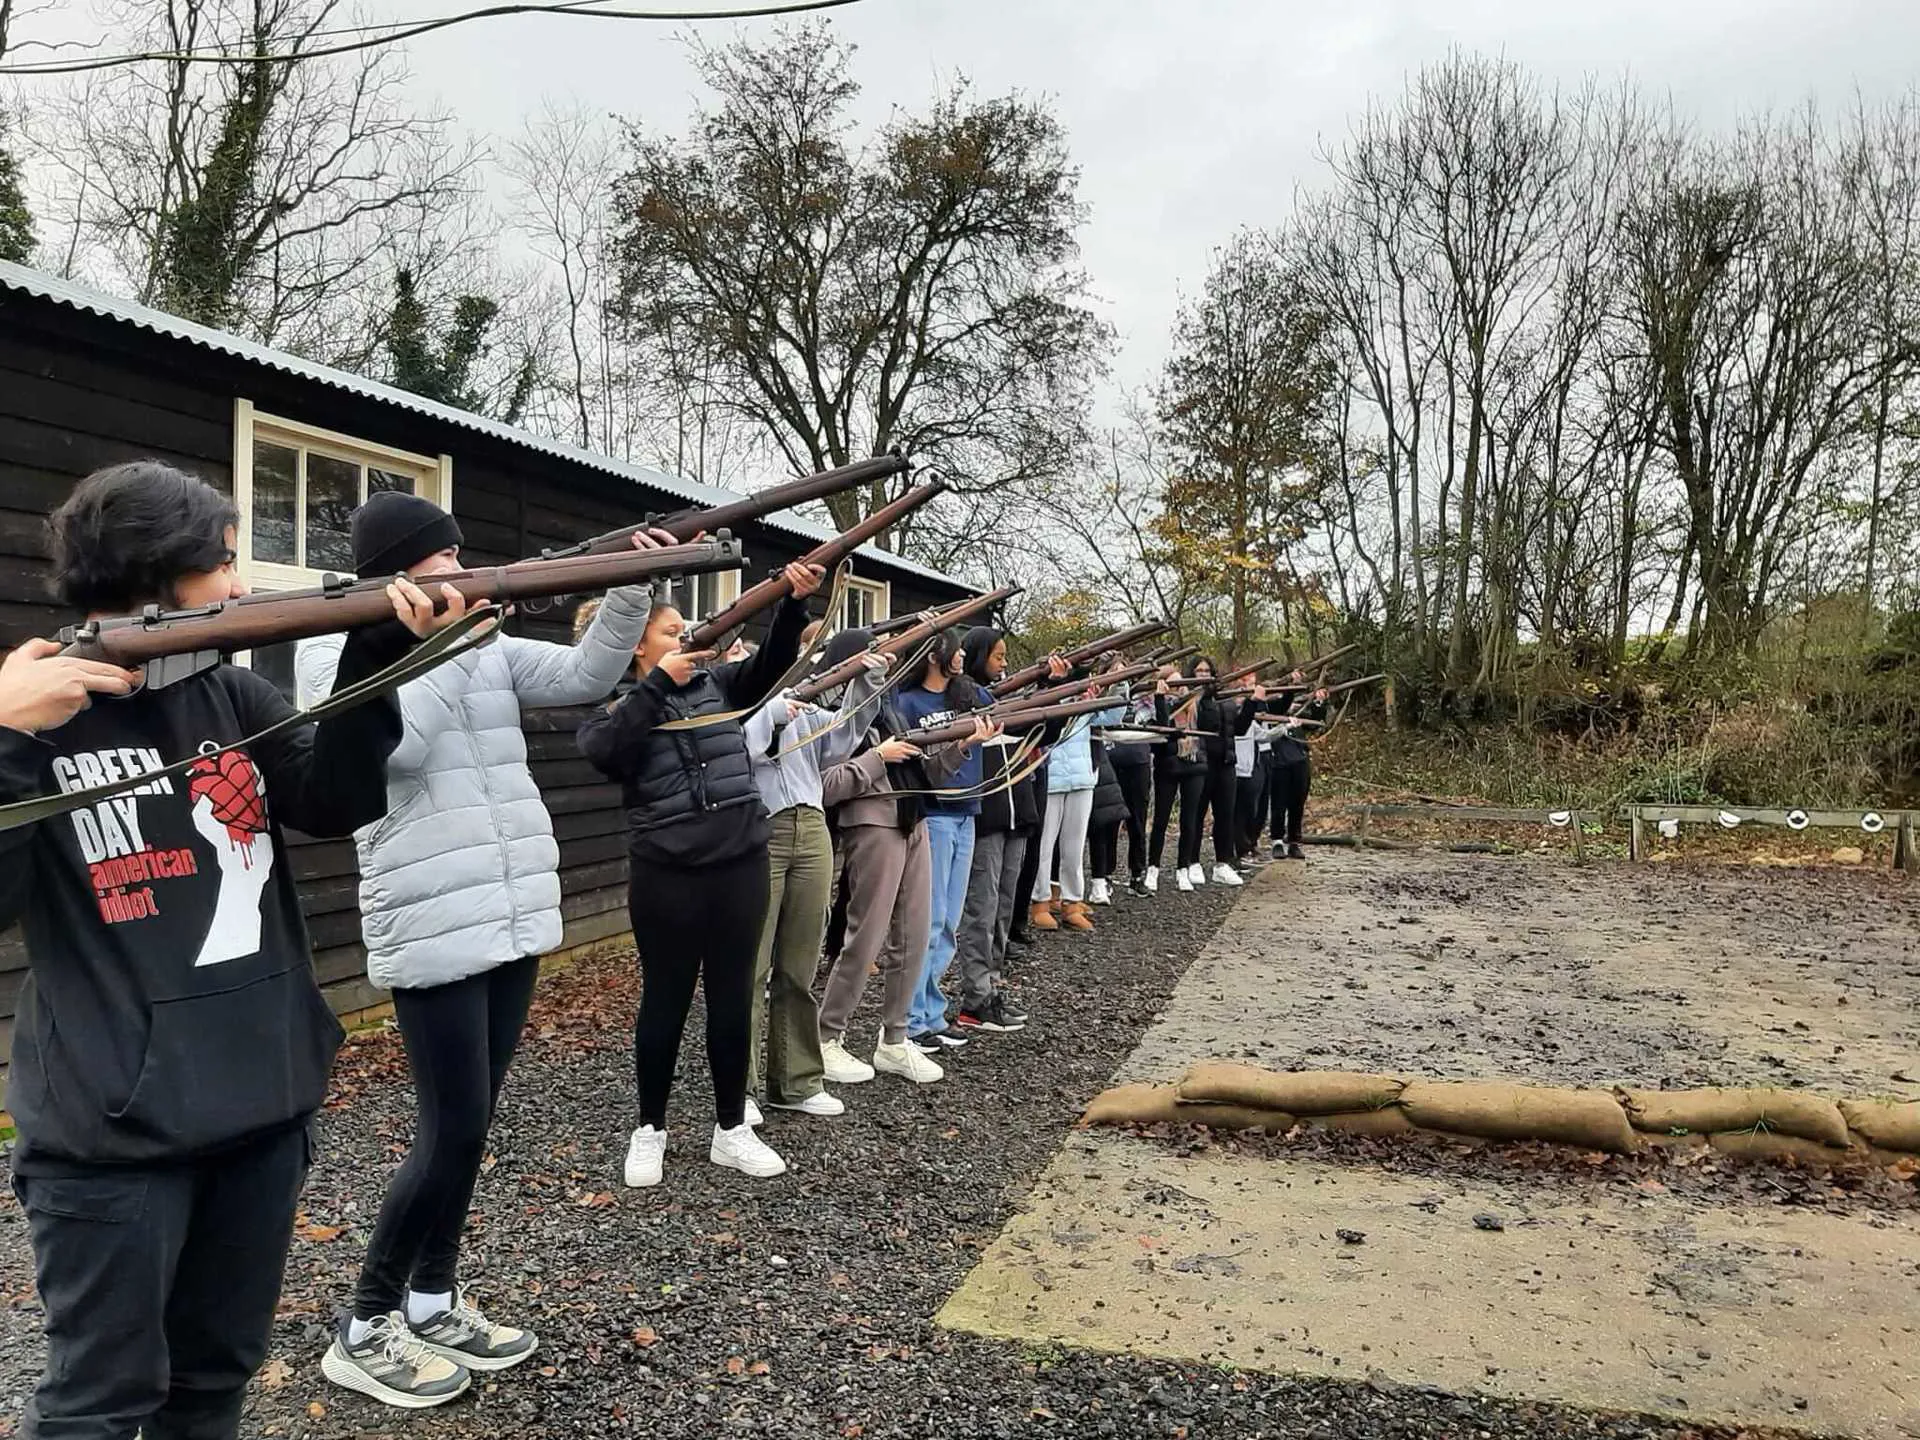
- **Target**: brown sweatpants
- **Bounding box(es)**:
[817,820,931,1047]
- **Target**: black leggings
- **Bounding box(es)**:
[1151,770,1208,870]
[1272,758,1311,844]
[354,953,540,1320]
[1237,758,1270,854]
[1208,762,1239,864]
[629,847,770,1132]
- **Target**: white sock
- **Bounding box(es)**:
[406,1289,453,1326]
[347,1315,376,1346]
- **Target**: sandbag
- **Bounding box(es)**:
[1837,1098,1920,1155]
[1400,1080,1641,1154]
[1708,1131,1865,1168]
[1176,1063,1405,1116]
[1316,1107,1418,1137]
[1620,1087,1850,1149]
[1079,1083,1294,1133]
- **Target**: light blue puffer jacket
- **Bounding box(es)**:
[1046,703,1125,793]
[295,586,651,990]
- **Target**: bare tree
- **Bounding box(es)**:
[26,0,480,355]
[608,23,1108,554]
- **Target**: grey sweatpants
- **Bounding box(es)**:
[818,821,930,1047]
[955,828,1028,1012]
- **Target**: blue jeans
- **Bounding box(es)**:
[911,811,976,1037]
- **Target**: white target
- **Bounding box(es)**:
[1861,812,1886,835]
[1716,810,1742,829]
[1658,818,1680,839]
[1547,810,1572,828]
[1785,809,1809,831]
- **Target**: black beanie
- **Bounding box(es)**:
[351,490,463,576]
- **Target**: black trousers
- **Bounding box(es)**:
[1272,758,1311,844]
[1237,756,1271,855]
[354,953,540,1319]
[16,1124,309,1440]
[1011,820,1044,926]
[1208,762,1238,864]
[1151,770,1208,869]
[1114,763,1151,878]
[629,847,770,1131]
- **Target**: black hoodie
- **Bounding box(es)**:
[0,628,406,1171]
[963,625,1061,837]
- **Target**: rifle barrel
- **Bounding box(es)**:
[897,696,1117,749]
[550,452,911,558]
[989,618,1170,697]
[786,585,1020,703]
[62,538,747,667]
[687,480,946,649]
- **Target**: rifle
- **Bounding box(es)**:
[59,536,748,687]
[1266,642,1360,684]
[1142,642,1200,669]
[895,695,1118,749]
[989,619,1170,697]
[534,451,911,559]
[685,480,946,650]
[786,585,1022,704]
[1248,672,1387,711]
[1166,657,1276,690]
[863,584,1019,641]
[989,662,1155,716]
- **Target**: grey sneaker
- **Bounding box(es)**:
[320,1312,470,1408]
[412,1291,539,1372]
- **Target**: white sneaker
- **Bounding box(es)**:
[873,1040,945,1083]
[1187,863,1208,886]
[1175,868,1193,893]
[623,1125,666,1188]
[1143,865,1159,893]
[769,1090,845,1117]
[1211,863,1245,887]
[744,1097,764,1127]
[711,1123,787,1178]
[821,1038,876,1084]
[1088,878,1111,905]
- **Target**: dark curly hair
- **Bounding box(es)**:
[48,462,240,612]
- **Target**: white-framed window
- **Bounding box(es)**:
[839,576,891,631]
[231,399,454,694]
[664,569,741,627]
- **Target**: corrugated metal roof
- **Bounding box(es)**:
[0,259,968,591]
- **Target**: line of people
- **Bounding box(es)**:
[0,464,1328,1432]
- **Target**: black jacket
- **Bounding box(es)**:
[0,630,406,1170]
[578,597,808,867]
[1268,698,1327,768]
[1090,742,1127,827]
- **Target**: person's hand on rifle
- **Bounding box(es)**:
[655,648,716,687]
[785,562,826,600]
[1252,683,1268,702]
[858,652,894,675]
[1314,687,1329,703]
[876,736,922,763]
[0,639,140,734]
[387,575,485,639]
[1289,669,1305,685]
[630,526,685,550]
[960,715,1001,750]
[1045,653,1070,680]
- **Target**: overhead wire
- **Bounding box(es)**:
[0,0,869,76]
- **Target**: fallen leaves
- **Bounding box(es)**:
[577,1191,616,1209]
[291,1217,344,1243]
[630,1326,661,1348]
[259,1358,293,1389]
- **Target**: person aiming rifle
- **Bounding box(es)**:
[1,461,467,1439]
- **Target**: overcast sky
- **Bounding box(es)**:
[353,0,1920,399]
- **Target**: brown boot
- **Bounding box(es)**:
[1028,901,1059,932]
[1062,900,1095,932]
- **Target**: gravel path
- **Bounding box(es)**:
[0,870,1790,1440]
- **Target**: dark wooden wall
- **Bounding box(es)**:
[0,288,969,1091]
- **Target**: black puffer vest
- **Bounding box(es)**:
[618,672,759,828]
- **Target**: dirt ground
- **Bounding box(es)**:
[1121,849,1920,1096]
[941,852,1920,1439]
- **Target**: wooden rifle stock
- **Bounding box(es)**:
[1167,657,1275,690]
[895,696,1117,749]
[989,619,1170,697]
[59,536,748,684]
[686,480,946,649]
[537,452,911,559]
[990,663,1153,716]
[786,586,1021,703]
[863,583,1020,641]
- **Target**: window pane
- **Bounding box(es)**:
[368,466,415,496]
[306,453,359,572]
[252,442,298,564]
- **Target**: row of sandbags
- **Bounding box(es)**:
[1078,1062,1920,1167]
